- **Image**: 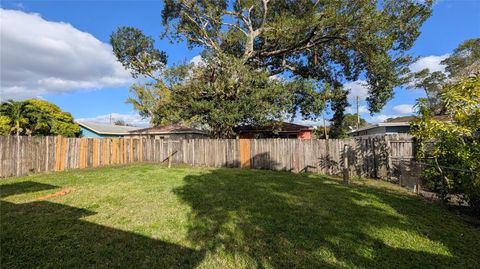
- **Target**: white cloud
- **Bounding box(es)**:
[392,104,414,114]
[293,119,325,127]
[344,80,369,102]
[409,54,449,73]
[268,74,283,81]
[77,113,150,127]
[189,55,205,66]
[346,105,369,114]
[0,9,132,100]
[369,114,401,123]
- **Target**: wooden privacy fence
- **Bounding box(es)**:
[0,135,414,179]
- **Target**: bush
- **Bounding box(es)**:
[411,75,480,211]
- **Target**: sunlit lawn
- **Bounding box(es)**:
[1,164,479,268]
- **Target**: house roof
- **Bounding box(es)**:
[348,122,410,134]
[349,115,451,134]
[77,121,141,135]
[235,121,313,133]
[128,124,206,135]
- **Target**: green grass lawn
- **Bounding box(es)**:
[1,164,479,269]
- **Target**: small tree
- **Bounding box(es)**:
[409,38,479,114]
[0,100,29,136]
[0,99,80,137]
[330,112,367,139]
[411,75,480,210]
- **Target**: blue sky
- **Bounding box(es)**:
[1,0,479,126]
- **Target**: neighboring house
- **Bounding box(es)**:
[78,121,141,138]
[349,115,450,137]
[235,122,313,140]
[128,125,208,139]
[348,122,411,137]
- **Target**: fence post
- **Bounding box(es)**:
[343,144,350,184]
[385,135,392,179]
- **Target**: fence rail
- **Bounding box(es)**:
[0,135,415,180]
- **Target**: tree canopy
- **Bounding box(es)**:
[0,99,80,137]
[111,0,433,137]
[330,113,367,138]
[409,38,480,114]
[442,38,480,78]
[161,0,432,112]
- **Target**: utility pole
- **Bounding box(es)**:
[109,114,112,124]
[356,96,360,130]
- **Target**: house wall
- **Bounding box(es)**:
[385,126,410,134]
[351,125,411,137]
[298,130,312,140]
[351,126,386,136]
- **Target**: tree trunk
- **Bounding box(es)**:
[434,157,449,203]
[16,129,20,176]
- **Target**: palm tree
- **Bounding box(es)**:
[0,99,30,176]
[0,99,29,136]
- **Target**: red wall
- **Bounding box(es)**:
[298,130,312,140]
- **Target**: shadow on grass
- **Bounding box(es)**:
[174,158,480,268]
[0,181,204,268]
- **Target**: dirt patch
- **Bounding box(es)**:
[35,188,72,201]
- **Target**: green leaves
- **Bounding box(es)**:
[411,75,480,210]
[112,0,433,134]
[132,53,327,138]
[110,27,167,80]
[0,99,80,137]
[442,38,480,79]
[160,0,433,113]
[0,100,29,136]
[408,38,479,115]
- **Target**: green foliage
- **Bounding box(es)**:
[0,99,80,137]
[158,54,326,137]
[328,88,349,138]
[409,70,447,114]
[409,38,479,114]
[112,0,432,130]
[0,100,29,136]
[161,0,432,113]
[110,27,168,79]
[330,113,367,138]
[126,81,178,126]
[0,116,11,136]
[442,38,480,78]
[411,75,480,210]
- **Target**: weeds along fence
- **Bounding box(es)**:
[0,135,415,181]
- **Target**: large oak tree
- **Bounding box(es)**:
[111,0,432,137]
[161,0,432,112]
